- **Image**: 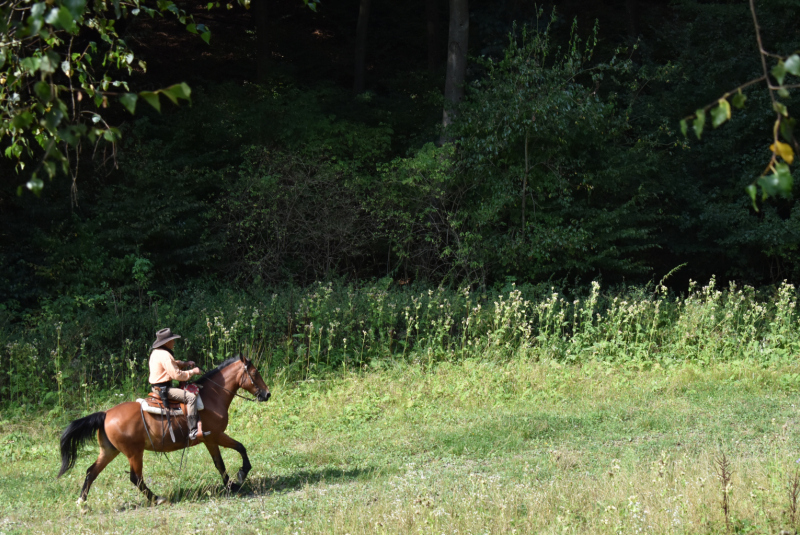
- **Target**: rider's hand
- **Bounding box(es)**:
[191,367,201,375]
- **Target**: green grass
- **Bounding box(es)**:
[3,358,800,534]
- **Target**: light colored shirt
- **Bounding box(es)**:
[148,349,191,384]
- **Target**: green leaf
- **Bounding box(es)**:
[44,7,60,25]
[20,57,41,74]
[42,160,57,178]
[779,87,790,98]
[186,23,198,34]
[43,108,64,132]
[63,0,87,18]
[12,112,34,129]
[758,173,780,197]
[200,29,211,44]
[746,183,758,206]
[775,162,793,196]
[160,83,191,105]
[55,6,78,33]
[746,184,758,211]
[693,109,706,139]
[773,101,789,117]
[39,51,58,74]
[30,2,46,19]
[780,117,796,143]
[772,62,787,86]
[140,91,161,112]
[711,99,731,128]
[786,54,800,76]
[757,165,793,197]
[679,119,687,137]
[34,81,52,102]
[731,92,746,109]
[120,93,138,114]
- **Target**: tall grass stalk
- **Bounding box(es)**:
[2,278,800,405]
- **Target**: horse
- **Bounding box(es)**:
[57,354,271,505]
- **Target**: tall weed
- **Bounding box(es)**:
[1,278,798,407]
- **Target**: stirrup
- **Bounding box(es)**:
[189,429,210,440]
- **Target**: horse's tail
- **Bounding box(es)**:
[57,411,106,478]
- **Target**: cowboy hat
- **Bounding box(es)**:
[152,328,181,349]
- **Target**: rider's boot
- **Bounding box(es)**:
[188,413,200,441]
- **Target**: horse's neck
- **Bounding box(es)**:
[209,366,241,409]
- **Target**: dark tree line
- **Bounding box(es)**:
[2,0,799,319]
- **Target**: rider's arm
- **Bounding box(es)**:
[156,352,192,382]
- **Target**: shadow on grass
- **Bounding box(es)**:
[250,466,376,493]
[167,466,377,503]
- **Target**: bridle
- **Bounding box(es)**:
[199,361,269,403]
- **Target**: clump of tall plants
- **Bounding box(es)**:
[1,276,798,408]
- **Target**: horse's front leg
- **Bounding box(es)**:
[204,442,232,488]
[216,433,251,491]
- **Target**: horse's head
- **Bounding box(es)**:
[237,354,271,402]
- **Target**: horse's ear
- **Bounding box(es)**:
[239,353,246,363]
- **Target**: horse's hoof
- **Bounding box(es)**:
[154,496,169,506]
[76,498,89,514]
[236,470,246,485]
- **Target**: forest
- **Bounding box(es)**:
[2,0,800,395]
[1,0,799,396]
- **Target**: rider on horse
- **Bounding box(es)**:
[148,328,204,440]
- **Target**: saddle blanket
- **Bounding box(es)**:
[136,395,204,416]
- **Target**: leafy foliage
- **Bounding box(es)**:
[0,0,204,192]
[679,0,800,209]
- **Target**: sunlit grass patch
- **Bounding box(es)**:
[1,357,800,533]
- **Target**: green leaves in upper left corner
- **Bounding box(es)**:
[132,83,191,114]
[120,93,138,114]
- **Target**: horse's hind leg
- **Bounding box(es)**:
[78,437,119,503]
[127,449,166,505]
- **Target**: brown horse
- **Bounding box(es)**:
[57,354,270,505]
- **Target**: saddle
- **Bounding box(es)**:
[136,384,204,417]
[135,384,205,443]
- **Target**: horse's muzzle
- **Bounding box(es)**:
[257,390,271,402]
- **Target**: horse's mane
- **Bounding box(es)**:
[193,356,242,385]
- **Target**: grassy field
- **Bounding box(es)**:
[2,357,800,534]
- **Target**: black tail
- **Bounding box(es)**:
[57,411,106,478]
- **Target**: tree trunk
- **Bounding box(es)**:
[440,0,468,141]
[626,0,639,39]
[425,0,439,74]
[353,0,372,94]
[254,0,270,82]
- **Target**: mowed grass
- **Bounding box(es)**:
[2,358,800,534]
